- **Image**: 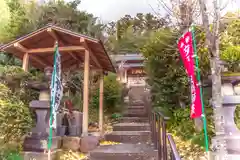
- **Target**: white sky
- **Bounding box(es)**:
[72,0,240,22]
[77,0,159,22]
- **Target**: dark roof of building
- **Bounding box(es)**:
[110,53,145,69]
[111,53,144,62]
[122,63,144,68]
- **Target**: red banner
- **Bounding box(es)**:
[178,31,202,118]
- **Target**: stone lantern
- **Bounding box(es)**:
[22,67,61,160]
[210,72,240,159]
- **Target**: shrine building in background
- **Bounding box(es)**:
[111,53,146,87]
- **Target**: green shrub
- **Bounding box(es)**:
[0,65,36,153]
[0,147,23,160]
[90,73,123,114]
[103,73,123,112]
[167,106,214,147]
[0,83,33,143]
[234,106,240,130]
[221,46,240,72]
[141,29,189,109]
[0,65,39,104]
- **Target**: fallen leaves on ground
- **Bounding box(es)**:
[58,150,87,160]
[100,141,121,146]
[172,135,207,160]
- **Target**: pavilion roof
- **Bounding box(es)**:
[0,24,115,73]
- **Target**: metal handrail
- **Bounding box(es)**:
[167,134,181,160]
[142,92,181,160]
[151,111,181,160]
[151,111,168,160]
[156,111,170,121]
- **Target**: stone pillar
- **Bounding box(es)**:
[211,82,240,159]
[69,111,83,136]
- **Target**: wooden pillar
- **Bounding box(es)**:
[22,53,29,72]
[124,69,127,83]
[82,49,90,136]
[99,72,104,135]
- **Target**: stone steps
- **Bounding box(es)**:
[125,108,146,112]
[89,88,156,160]
[126,106,145,113]
[125,108,146,115]
[128,102,145,106]
[113,123,150,131]
[104,131,151,144]
[119,117,149,123]
[127,105,145,109]
[89,144,158,160]
[122,112,148,117]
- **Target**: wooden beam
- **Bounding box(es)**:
[28,46,85,54]
[14,43,28,53]
[62,63,100,72]
[47,28,80,61]
[63,59,77,69]
[22,53,29,72]
[47,28,58,40]
[124,69,127,83]
[61,54,72,62]
[67,51,79,61]
[99,72,104,135]
[13,43,48,67]
[82,49,90,136]
[63,63,79,72]
[80,38,102,69]
[30,56,48,67]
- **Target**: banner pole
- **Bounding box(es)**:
[48,150,51,160]
[191,25,209,152]
[47,43,58,160]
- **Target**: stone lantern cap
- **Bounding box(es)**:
[30,100,50,109]
[223,95,240,105]
[26,67,54,90]
[204,72,240,87]
[27,81,49,91]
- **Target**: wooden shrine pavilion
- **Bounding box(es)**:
[0,24,115,136]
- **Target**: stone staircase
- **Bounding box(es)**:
[89,101,158,160]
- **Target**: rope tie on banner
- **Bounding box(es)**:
[197,82,202,87]
[191,54,197,58]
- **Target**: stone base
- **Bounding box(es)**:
[23,136,62,152]
[212,135,240,154]
[21,150,58,160]
[80,135,100,153]
[57,126,66,136]
[62,136,81,151]
[211,152,240,160]
[69,126,82,136]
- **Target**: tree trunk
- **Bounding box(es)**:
[198,0,227,156]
